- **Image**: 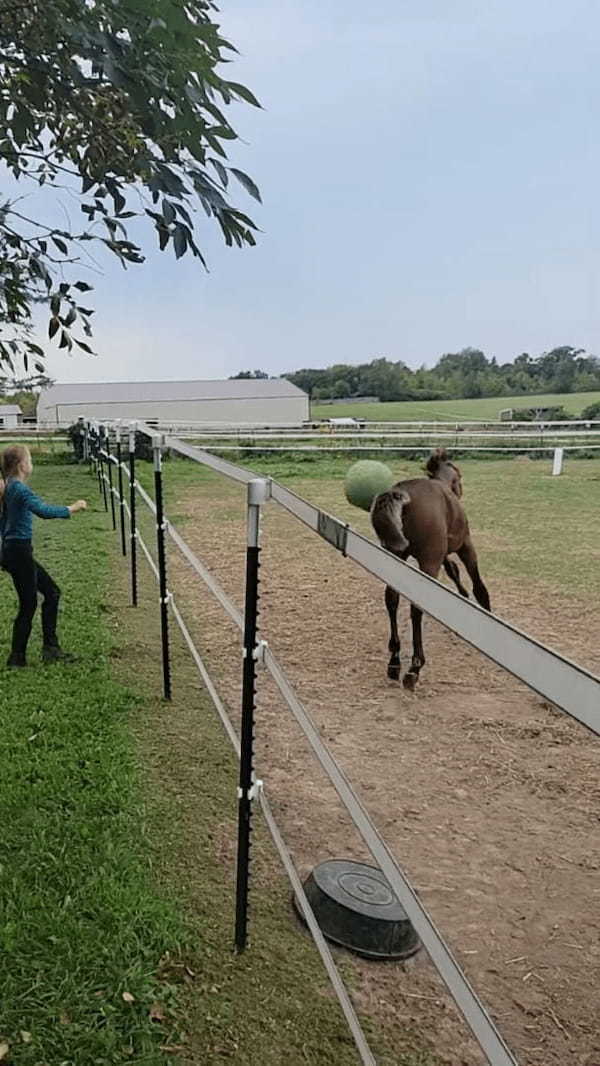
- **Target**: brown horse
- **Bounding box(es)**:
[370,448,490,689]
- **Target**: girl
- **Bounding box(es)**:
[0,445,87,668]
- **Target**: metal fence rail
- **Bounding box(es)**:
[89,419,600,1066]
[159,434,600,736]
[176,429,600,441]
[102,417,600,431]
[189,443,600,454]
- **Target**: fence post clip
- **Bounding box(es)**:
[237,773,263,802]
[253,639,268,666]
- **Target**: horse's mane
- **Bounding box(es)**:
[425,447,449,478]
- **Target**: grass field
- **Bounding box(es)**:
[0,463,430,1066]
[311,390,600,422]
[0,466,186,1064]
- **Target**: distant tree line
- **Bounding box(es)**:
[284,347,600,404]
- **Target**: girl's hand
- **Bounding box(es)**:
[69,499,87,514]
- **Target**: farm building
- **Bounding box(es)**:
[36,378,309,427]
[0,404,22,429]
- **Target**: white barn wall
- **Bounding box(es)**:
[37,380,309,427]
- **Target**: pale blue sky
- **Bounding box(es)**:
[35,0,599,381]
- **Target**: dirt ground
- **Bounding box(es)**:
[166,475,600,1066]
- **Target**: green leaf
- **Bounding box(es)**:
[75,339,94,354]
[59,330,69,349]
[50,295,61,314]
[173,202,193,227]
[229,169,262,203]
[226,82,262,108]
[52,235,68,254]
[48,317,60,339]
[74,282,93,292]
[162,200,176,225]
[209,158,228,188]
[209,124,237,141]
[173,224,188,259]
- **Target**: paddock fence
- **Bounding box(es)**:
[109,417,600,469]
[88,418,600,1066]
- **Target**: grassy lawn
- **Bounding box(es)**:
[0,464,186,1064]
[0,460,434,1066]
[311,389,600,422]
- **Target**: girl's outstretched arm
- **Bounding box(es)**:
[20,483,86,519]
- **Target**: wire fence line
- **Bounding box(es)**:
[91,418,600,1066]
[175,430,600,440]
[180,443,600,455]
[112,470,377,1063]
[95,440,379,1066]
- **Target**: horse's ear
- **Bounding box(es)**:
[425,447,447,477]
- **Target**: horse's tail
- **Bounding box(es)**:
[425,447,448,478]
[371,488,410,553]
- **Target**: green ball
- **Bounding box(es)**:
[344,460,395,512]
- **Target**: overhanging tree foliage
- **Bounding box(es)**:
[0,0,261,373]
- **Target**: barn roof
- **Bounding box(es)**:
[0,404,22,415]
[37,378,306,408]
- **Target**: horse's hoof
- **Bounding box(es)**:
[402,672,418,691]
[387,664,401,681]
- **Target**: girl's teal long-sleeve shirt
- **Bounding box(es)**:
[0,480,70,541]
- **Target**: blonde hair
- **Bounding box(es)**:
[0,445,31,508]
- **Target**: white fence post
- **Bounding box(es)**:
[552,447,564,476]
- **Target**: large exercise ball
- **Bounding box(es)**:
[344,460,395,512]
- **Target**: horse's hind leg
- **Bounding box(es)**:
[444,558,469,598]
[458,537,491,611]
[403,554,444,689]
[385,585,401,681]
[403,603,425,690]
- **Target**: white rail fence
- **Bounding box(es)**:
[92,418,600,1066]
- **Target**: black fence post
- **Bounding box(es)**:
[83,420,89,465]
[99,426,108,512]
[235,477,270,953]
[105,432,117,531]
[87,421,95,473]
[129,424,138,607]
[94,425,102,498]
[116,424,127,557]
[153,436,172,701]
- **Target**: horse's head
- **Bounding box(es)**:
[425,448,463,498]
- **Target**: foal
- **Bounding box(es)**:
[370,449,490,689]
